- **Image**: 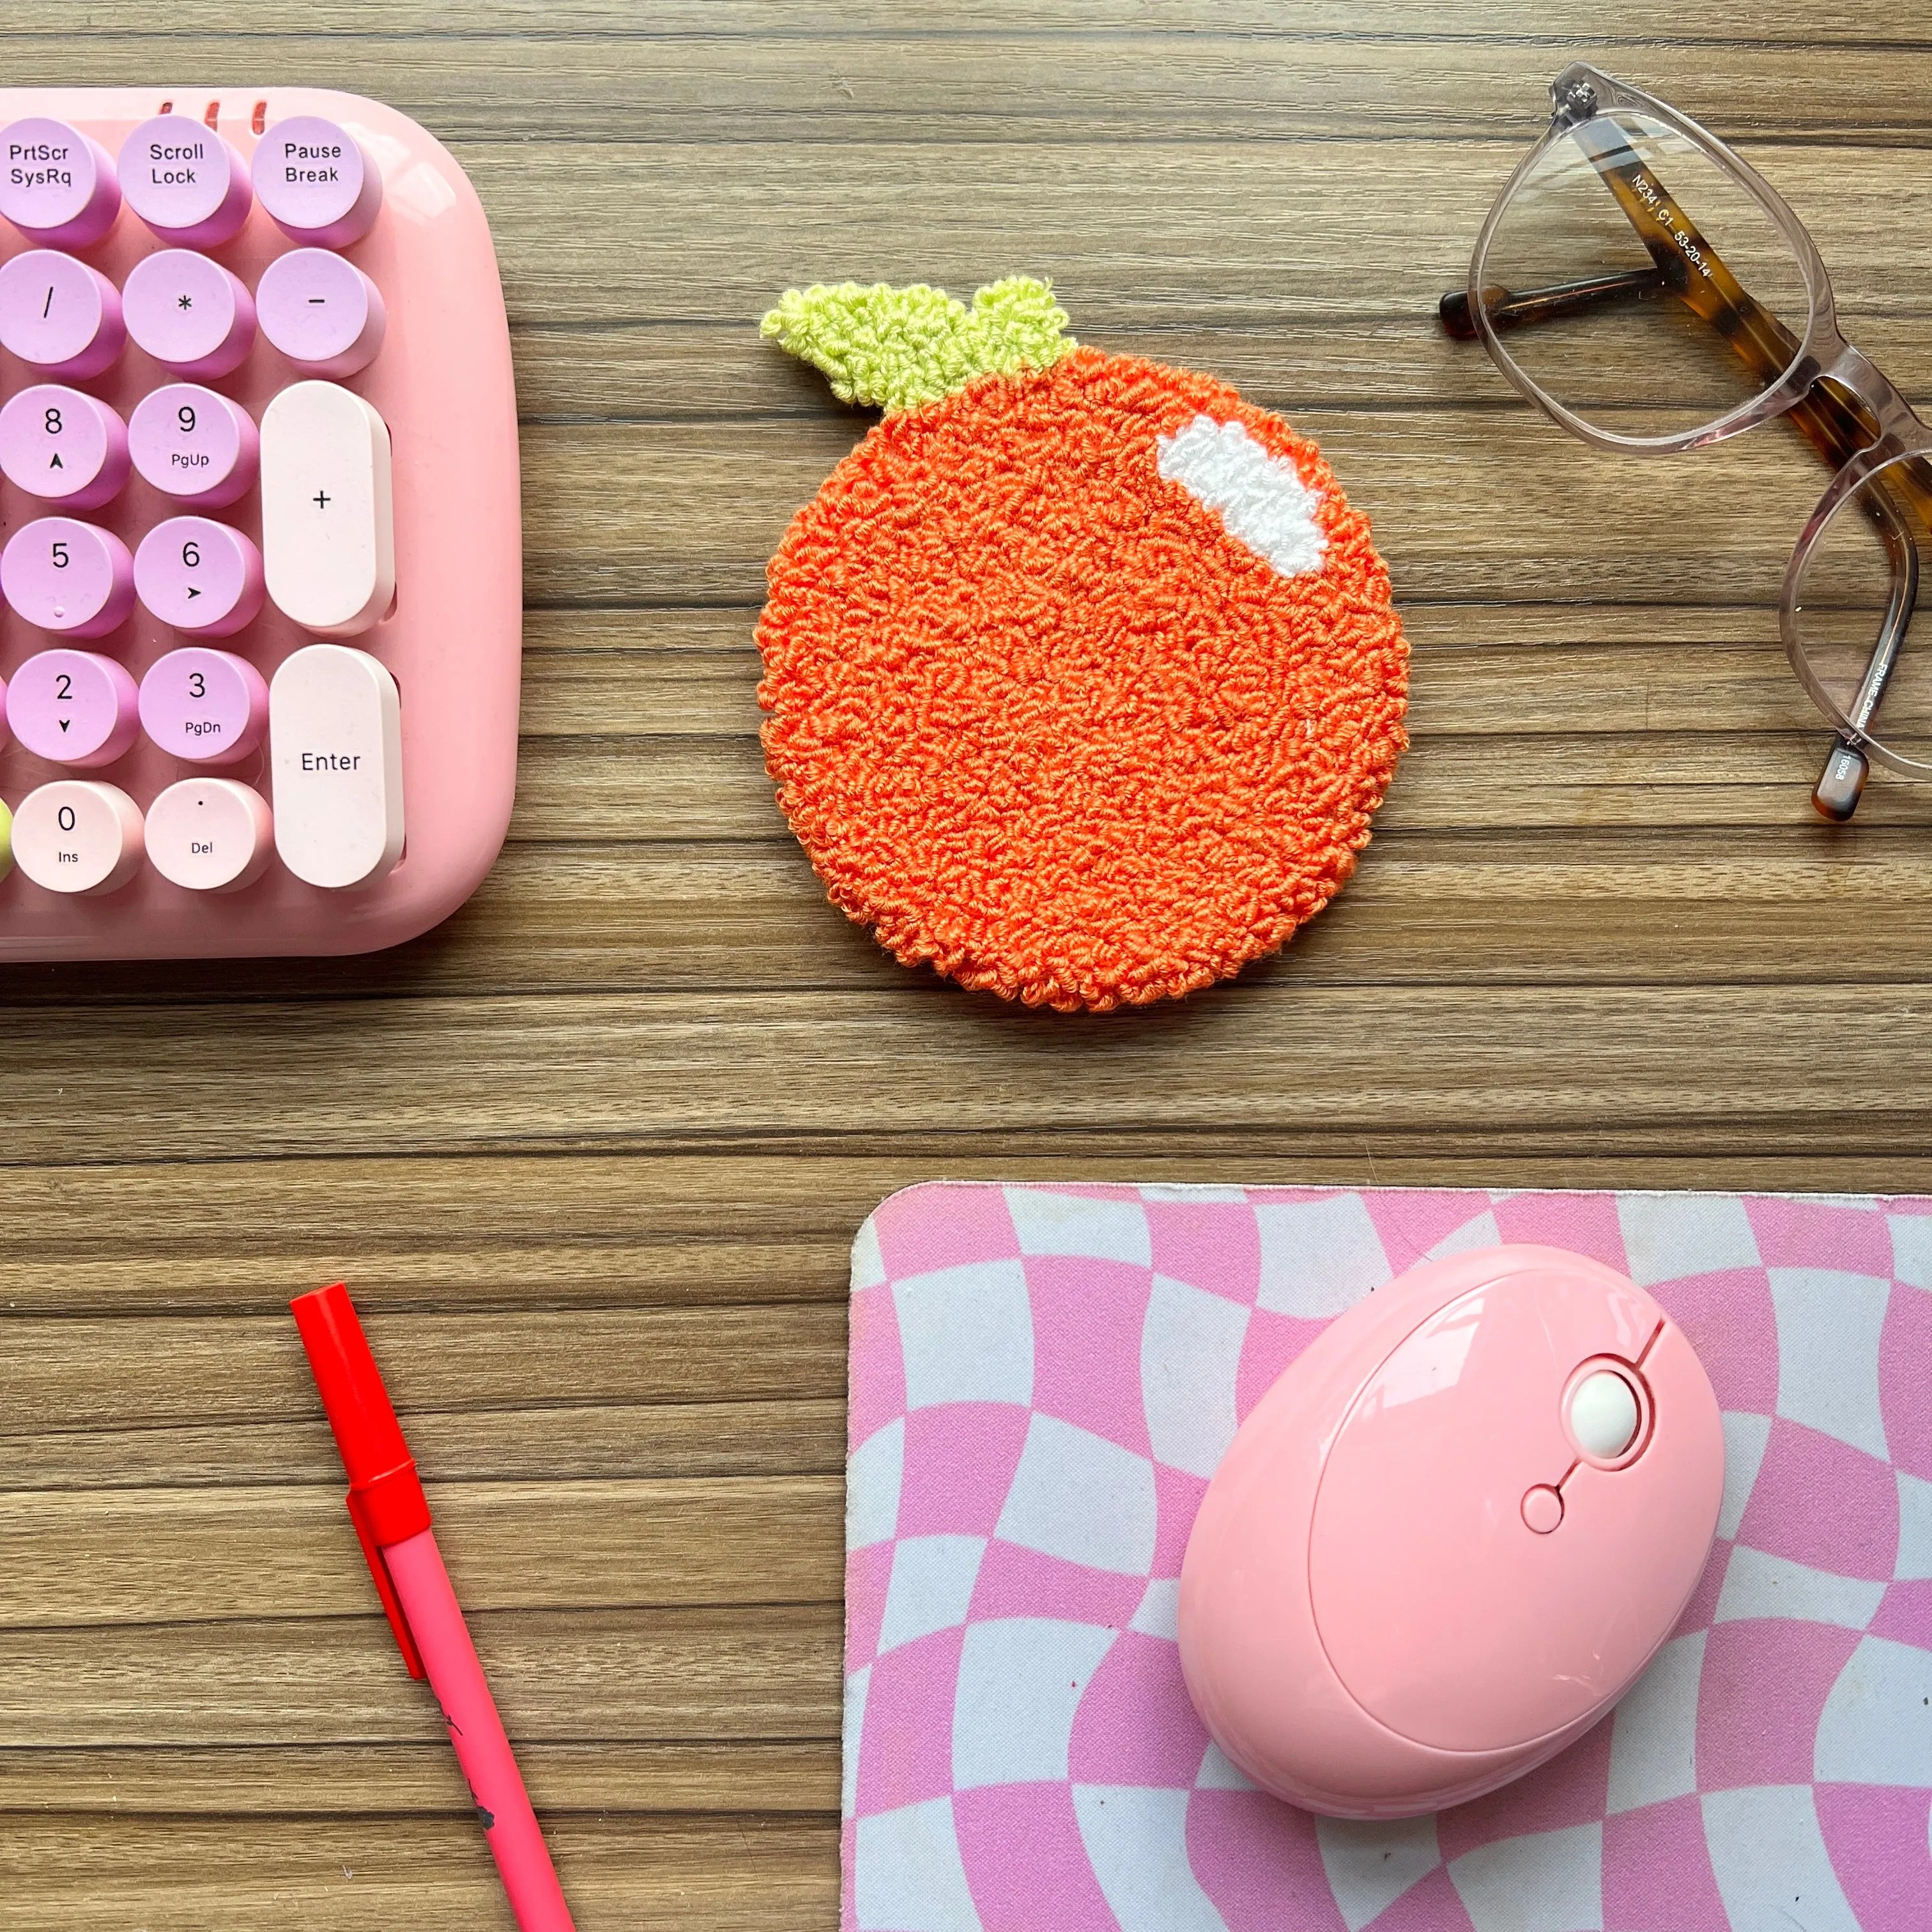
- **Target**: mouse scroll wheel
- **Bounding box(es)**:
[1568,1369,1640,1459]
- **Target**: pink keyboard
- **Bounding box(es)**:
[0,88,519,958]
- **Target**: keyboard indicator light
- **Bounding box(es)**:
[135,516,265,636]
[0,249,125,378]
[145,777,273,891]
[0,116,121,247]
[256,247,385,376]
[270,643,403,889]
[260,380,394,636]
[13,779,144,893]
[122,248,256,377]
[128,382,258,507]
[118,114,252,246]
[6,649,140,767]
[0,383,130,509]
[1,517,136,637]
[139,647,269,764]
[252,115,383,247]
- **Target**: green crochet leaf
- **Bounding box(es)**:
[760,276,1075,413]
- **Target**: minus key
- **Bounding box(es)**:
[256,247,385,377]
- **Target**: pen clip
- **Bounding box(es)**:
[346,1485,427,1680]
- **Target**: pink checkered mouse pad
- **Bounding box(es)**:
[841,1183,1932,1932]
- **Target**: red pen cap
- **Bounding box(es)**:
[291,1282,431,1678]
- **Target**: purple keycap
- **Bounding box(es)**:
[137,645,269,763]
[256,247,385,376]
[127,383,258,507]
[118,115,252,247]
[0,517,136,637]
[251,115,383,248]
[133,516,264,638]
[6,647,140,767]
[0,117,121,247]
[0,384,130,509]
[122,249,256,378]
[0,250,125,378]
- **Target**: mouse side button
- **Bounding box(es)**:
[1521,1484,1564,1533]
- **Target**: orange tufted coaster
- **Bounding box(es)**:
[757,287,1409,1013]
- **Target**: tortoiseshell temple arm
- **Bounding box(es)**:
[1438,269,1667,341]
[1441,116,1931,818]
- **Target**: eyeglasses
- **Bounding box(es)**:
[1441,59,1932,822]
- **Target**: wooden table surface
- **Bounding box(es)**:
[4,3,1931,1925]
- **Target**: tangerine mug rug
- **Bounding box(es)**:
[842,1183,1932,1932]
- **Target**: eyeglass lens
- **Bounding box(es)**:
[1793,456,1932,777]
[1481,111,1813,442]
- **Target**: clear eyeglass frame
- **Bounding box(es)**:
[1443,59,1932,821]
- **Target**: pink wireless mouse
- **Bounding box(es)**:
[1177,1243,1724,1819]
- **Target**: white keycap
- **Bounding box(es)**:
[270,643,402,888]
[259,379,394,637]
[13,779,144,894]
[145,778,273,892]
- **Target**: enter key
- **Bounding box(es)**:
[270,642,403,888]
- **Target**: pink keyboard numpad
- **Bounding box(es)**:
[0,89,521,961]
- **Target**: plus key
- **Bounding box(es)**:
[260,380,394,636]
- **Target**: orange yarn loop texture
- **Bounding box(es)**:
[757,348,1410,1012]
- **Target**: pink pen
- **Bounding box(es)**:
[291,1283,578,1931]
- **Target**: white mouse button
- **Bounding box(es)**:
[1569,1369,1640,1460]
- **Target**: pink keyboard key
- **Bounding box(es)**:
[0,117,121,247]
[138,645,269,763]
[0,384,130,509]
[118,115,252,246]
[6,648,140,766]
[252,115,383,247]
[127,383,258,507]
[145,777,273,891]
[12,779,144,893]
[269,643,404,887]
[256,247,385,376]
[134,516,264,637]
[0,249,125,378]
[259,381,395,636]
[121,248,256,378]
[1,517,136,636]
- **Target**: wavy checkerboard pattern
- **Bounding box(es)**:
[843,1184,1932,1932]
